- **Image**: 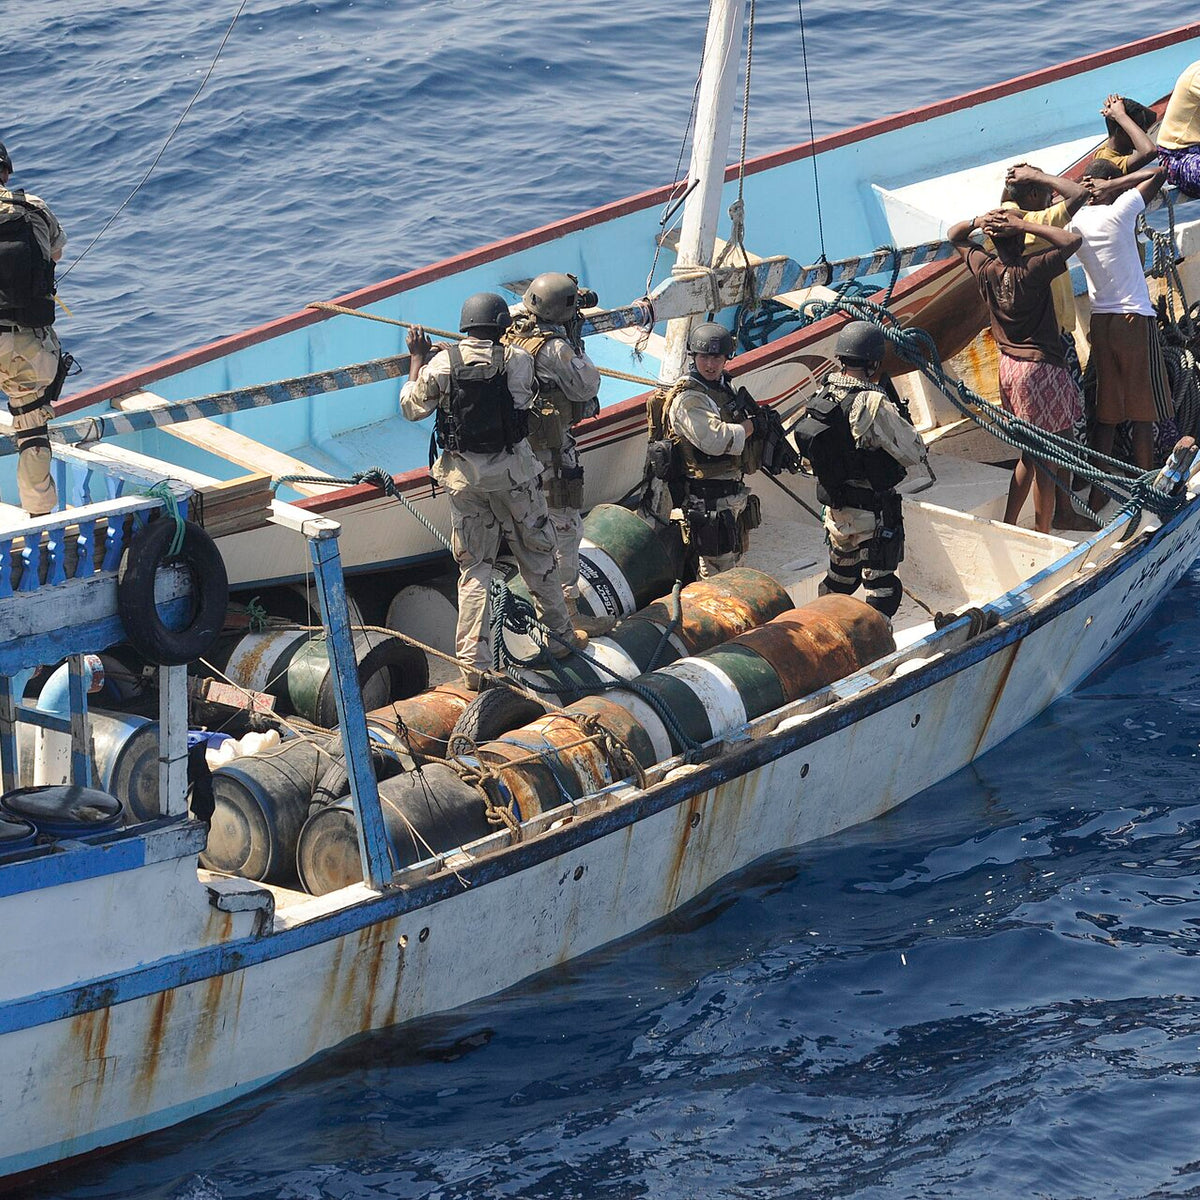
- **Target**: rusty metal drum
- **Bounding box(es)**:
[221,628,310,706]
[562,694,660,771]
[296,762,491,895]
[627,568,791,653]
[365,683,477,763]
[478,713,615,820]
[797,594,896,667]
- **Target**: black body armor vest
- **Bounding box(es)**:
[433,344,528,456]
[793,378,906,510]
[0,191,55,327]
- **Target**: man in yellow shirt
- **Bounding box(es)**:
[1158,60,1200,198]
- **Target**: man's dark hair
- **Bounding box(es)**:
[1104,97,1157,141]
[1084,158,1122,180]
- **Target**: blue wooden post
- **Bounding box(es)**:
[67,656,92,788]
[305,523,392,889]
[0,675,16,794]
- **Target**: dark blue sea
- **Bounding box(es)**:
[13,1,1200,1196]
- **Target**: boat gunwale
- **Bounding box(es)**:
[54,21,1200,422]
[3,487,1195,1039]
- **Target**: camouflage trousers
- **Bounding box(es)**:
[546,504,583,599]
[0,325,59,515]
[446,476,574,672]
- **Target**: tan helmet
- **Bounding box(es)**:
[523,272,579,324]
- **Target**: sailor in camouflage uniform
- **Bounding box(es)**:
[401,292,585,685]
[0,141,66,516]
[664,322,763,578]
[503,272,612,636]
[792,321,926,621]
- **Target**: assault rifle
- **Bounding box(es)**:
[732,387,801,476]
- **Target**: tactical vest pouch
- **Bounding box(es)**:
[437,344,523,455]
[546,464,585,510]
[867,492,905,572]
[0,195,55,328]
[741,492,762,535]
[570,398,595,424]
[684,500,740,557]
[527,396,570,453]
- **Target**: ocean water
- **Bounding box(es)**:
[12,1,1200,1196]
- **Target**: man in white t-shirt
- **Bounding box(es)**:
[1066,162,1169,512]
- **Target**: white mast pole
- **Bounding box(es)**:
[659,0,747,384]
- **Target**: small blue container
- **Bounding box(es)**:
[0,813,37,856]
[0,785,124,839]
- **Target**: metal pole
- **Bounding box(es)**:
[304,519,393,889]
[660,0,747,383]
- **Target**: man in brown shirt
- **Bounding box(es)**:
[949,209,1092,533]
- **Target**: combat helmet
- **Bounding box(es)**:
[687,322,735,357]
[835,320,886,367]
[522,273,579,325]
[459,292,512,334]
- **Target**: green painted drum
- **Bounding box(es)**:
[503,506,678,660]
[575,504,677,620]
[285,631,429,727]
[296,763,491,895]
[699,643,788,721]
[521,606,688,695]
[620,672,714,753]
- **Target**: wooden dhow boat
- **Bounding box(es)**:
[4,6,1200,1187]
[11,19,1200,588]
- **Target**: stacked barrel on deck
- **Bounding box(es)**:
[191,504,896,897]
[472,589,896,824]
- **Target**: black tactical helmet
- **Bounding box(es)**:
[0,143,11,174]
[835,320,886,366]
[687,322,735,357]
[459,292,512,334]
[523,272,579,324]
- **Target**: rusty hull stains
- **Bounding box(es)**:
[971,642,1020,760]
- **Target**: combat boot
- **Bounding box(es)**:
[565,595,616,638]
[547,628,588,660]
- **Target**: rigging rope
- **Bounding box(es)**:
[644,40,708,300]
[60,0,249,282]
[804,295,1181,520]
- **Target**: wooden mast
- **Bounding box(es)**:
[659,0,747,383]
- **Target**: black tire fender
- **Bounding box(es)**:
[450,686,551,749]
[312,637,429,728]
[118,517,229,666]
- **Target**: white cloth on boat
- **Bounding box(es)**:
[400,335,541,488]
[1068,191,1154,317]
